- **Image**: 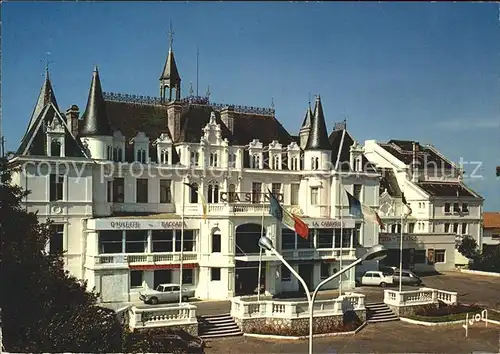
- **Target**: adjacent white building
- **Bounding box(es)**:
[483,212,500,253]
[364,140,484,272]
[9,41,383,304]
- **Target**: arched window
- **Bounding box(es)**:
[228,153,237,168]
[160,149,169,164]
[189,183,198,203]
[113,147,122,162]
[191,151,199,166]
[207,181,219,204]
[273,155,280,169]
[210,152,218,167]
[136,149,146,163]
[252,154,260,169]
[228,184,236,203]
[51,140,62,157]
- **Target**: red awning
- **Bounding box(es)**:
[129,263,198,271]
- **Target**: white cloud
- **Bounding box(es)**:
[436,119,500,131]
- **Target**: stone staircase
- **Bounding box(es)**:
[366,302,399,323]
[197,313,242,339]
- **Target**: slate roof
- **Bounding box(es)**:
[328,129,376,173]
[305,96,330,150]
[379,140,456,171]
[102,101,180,164]
[416,182,482,199]
[484,212,500,229]
[17,103,87,158]
[80,68,113,137]
[378,168,402,197]
[102,100,295,147]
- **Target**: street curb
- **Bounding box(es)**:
[242,321,367,340]
[400,317,465,326]
[458,269,500,278]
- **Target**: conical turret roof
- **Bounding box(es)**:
[301,101,313,128]
[80,67,112,137]
[305,95,331,150]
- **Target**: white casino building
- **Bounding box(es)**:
[9,39,384,303]
[364,140,484,272]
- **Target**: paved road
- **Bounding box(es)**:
[191,271,500,316]
[204,321,500,353]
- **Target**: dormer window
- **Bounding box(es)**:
[51,140,62,157]
[160,149,169,164]
[229,153,237,168]
[107,145,113,160]
[251,154,260,169]
[136,149,147,163]
[191,151,200,166]
[272,155,280,169]
[113,147,122,162]
[311,157,319,170]
[209,152,218,167]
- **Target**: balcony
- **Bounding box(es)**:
[85,252,198,270]
[281,248,356,261]
[307,205,331,218]
[183,203,271,216]
[111,203,175,214]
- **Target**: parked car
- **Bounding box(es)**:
[379,266,396,275]
[392,269,423,286]
[139,283,195,305]
[358,271,393,287]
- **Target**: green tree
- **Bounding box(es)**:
[457,235,480,261]
[0,158,122,352]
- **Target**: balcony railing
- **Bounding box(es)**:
[86,252,198,268]
[111,203,175,214]
[182,203,271,216]
[281,248,356,261]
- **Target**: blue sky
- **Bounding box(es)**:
[3,2,500,210]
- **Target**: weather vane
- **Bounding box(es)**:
[40,52,52,76]
[168,20,175,48]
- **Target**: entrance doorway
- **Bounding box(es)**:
[298,263,314,291]
[235,261,266,296]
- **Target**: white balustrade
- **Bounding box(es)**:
[384,288,458,307]
[230,293,366,320]
[129,303,197,329]
[88,252,198,267]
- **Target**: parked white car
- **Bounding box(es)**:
[139,283,195,305]
[358,271,393,287]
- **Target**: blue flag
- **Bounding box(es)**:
[268,189,283,221]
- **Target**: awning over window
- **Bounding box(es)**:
[129,263,198,271]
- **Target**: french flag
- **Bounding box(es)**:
[346,191,385,230]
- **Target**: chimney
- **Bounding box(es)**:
[412,142,420,182]
[65,104,80,137]
[167,101,183,141]
[220,106,235,133]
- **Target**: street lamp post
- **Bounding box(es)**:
[258,237,388,354]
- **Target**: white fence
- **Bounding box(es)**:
[384,287,458,307]
[231,292,365,319]
[128,303,197,329]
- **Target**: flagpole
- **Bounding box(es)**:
[179,182,185,304]
[399,211,403,293]
[257,192,265,301]
[339,177,343,297]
